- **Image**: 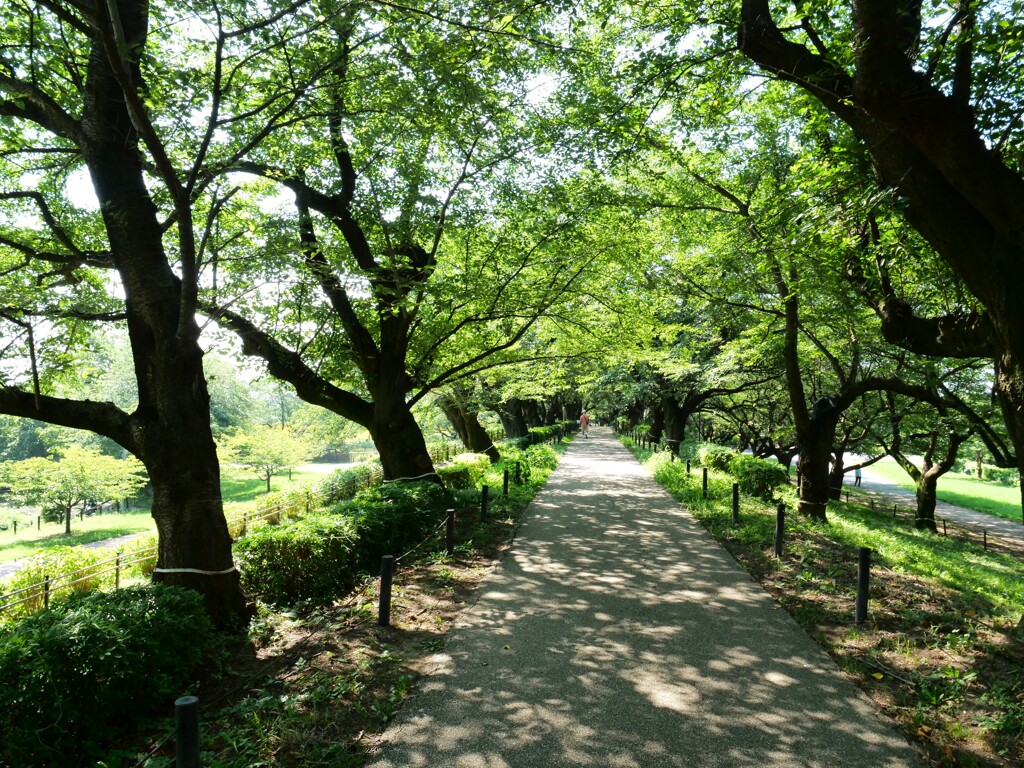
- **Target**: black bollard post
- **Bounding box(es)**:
[175,695,201,768]
[942,519,947,536]
[503,469,509,496]
[115,552,122,590]
[480,485,489,522]
[378,555,395,627]
[774,504,785,558]
[446,509,455,556]
[855,548,870,624]
[893,504,897,517]
[37,515,40,531]
[845,491,849,503]
[670,452,675,463]
[686,459,691,475]
[732,483,739,524]
[44,575,50,609]
[984,529,988,550]
[515,461,522,484]
[870,499,875,511]
[702,468,708,498]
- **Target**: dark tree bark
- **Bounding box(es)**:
[738,0,1024,508]
[496,399,530,438]
[0,0,246,626]
[443,400,500,462]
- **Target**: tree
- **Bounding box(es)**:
[736,0,1024,507]
[0,0,323,625]
[3,446,146,535]
[221,426,311,494]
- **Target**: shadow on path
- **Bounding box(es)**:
[366,429,922,768]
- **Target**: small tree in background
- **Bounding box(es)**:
[1,447,147,535]
[221,427,312,493]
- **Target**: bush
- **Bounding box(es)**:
[697,443,737,471]
[120,531,159,579]
[1,546,110,618]
[236,480,453,605]
[320,461,383,504]
[235,514,361,604]
[981,465,1019,486]
[438,453,491,489]
[0,585,214,767]
[728,454,789,500]
[525,443,559,471]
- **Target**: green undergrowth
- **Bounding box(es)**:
[622,436,1024,767]
[105,439,565,768]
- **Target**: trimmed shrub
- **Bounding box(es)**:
[235,514,361,604]
[438,452,491,489]
[0,585,214,767]
[697,443,737,471]
[1,546,110,618]
[320,461,383,504]
[981,465,1019,486]
[524,443,559,471]
[729,454,789,500]
[236,480,453,605]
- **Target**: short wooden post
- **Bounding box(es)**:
[855,548,870,624]
[480,485,490,522]
[702,468,708,499]
[445,509,455,556]
[378,555,395,627]
[12,520,16,535]
[731,483,740,524]
[893,503,897,517]
[37,516,41,531]
[774,504,785,558]
[984,529,988,550]
[870,499,875,511]
[845,491,849,503]
[175,695,201,768]
[942,519,947,536]
[514,462,522,484]
[115,552,122,590]
[503,469,509,496]
[686,459,691,474]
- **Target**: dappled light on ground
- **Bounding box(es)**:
[366,428,921,767]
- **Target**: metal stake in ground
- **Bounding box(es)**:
[480,485,489,522]
[175,695,201,768]
[378,555,395,627]
[503,469,509,496]
[731,483,740,524]
[855,547,870,625]
[774,503,785,558]
[702,468,708,499]
[446,509,455,556]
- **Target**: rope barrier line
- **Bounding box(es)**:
[0,442,480,615]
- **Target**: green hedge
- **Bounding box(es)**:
[236,480,453,606]
[697,443,737,471]
[438,452,492,489]
[0,585,213,767]
[728,454,789,500]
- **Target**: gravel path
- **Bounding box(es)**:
[365,427,923,767]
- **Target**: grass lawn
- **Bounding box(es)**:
[866,458,1024,523]
[0,464,351,565]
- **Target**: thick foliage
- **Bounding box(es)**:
[0,585,213,767]
[728,454,789,500]
[1,546,110,618]
[697,444,737,471]
[438,452,492,489]
[236,481,453,605]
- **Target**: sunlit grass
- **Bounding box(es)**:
[868,459,1023,524]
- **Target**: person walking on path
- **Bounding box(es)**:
[366,428,920,768]
[854,466,862,486]
[579,409,590,438]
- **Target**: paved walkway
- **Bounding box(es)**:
[366,427,922,767]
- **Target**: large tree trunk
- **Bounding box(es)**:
[497,399,530,438]
[828,451,846,501]
[795,401,840,521]
[444,403,500,462]
[663,396,686,451]
[81,0,245,627]
[915,472,940,533]
[369,396,436,481]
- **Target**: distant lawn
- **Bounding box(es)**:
[867,458,1023,524]
[0,508,155,563]
[0,464,351,566]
